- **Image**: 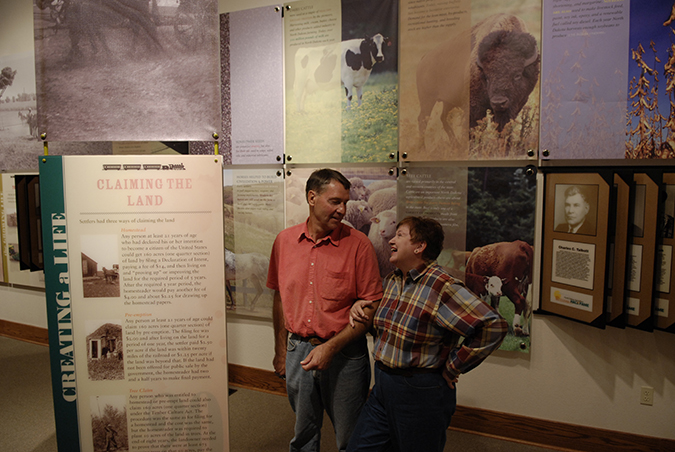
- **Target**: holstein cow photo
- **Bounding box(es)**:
[293,33,389,112]
[465,240,534,337]
[416,13,540,144]
[342,34,389,109]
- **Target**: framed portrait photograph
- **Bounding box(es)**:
[541,172,611,328]
[552,183,599,236]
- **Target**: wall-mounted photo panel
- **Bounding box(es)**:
[0,173,44,288]
[540,0,629,159]
[626,172,661,331]
[399,165,537,353]
[654,173,675,332]
[284,0,399,163]
[541,172,611,329]
[284,165,397,278]
[399,0,541,161]
[223,167,284,319]
[221,6,284,164]
[14,174,31,271]
[626,2,675,159]
[33,0,220,141]
[0,51,42,172]
[40,155,229,452]
[27,175,43,271]
[11,174,43,271]
[605,172,631,328]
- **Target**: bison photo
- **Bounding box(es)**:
[414,13,540,158]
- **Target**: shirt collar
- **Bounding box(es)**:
[394,260,436,282]
[298,221,344,246]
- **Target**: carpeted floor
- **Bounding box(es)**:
[0,336,555,452]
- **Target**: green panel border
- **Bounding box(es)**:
[39,156,80,452]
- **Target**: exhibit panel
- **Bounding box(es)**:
[284,0,343,163]
[655,173,675,332]
[541,172,611,328]
[605,172,631,327]
[40,155,229,452]
[222,6,284,164]
[223,167,284,319]
[626,1,675,159]
[399,0,541,161]
[33,0,221,142]
[625,171,661,331]
[13,174,43,272]
[0,51,42,172]
[398,164,537,352]
[0,172,45,288]
[540,0,629,159]
[283,0,399,163]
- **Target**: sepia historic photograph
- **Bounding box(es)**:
[33,0,220,142]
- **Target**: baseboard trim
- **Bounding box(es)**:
[228,363,675,452]
[3,324,672,452]
[0,320,49,346]
[228,362,288,395]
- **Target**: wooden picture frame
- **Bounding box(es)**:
[541,172,611,328]
[626,172,661,331]
[654,173,675,332]
[605,172,631,328]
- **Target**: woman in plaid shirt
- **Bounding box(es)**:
[347,217,508,452]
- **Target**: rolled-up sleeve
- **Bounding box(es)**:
[436,284,508,378]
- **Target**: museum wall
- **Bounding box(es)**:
[1,0,674,442]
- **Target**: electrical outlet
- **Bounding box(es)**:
[640,386,654,406]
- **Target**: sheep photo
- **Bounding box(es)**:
[285,167,398,279]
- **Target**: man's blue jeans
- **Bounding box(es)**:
[346,364,456,452]
[286,334,370,452]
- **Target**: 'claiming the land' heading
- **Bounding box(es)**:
[96,178,193,206]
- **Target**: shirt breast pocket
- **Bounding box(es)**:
[319,269,352,301]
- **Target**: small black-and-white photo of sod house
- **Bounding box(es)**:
[90,394,128,452]
[87,321,124,381]
[81,234,120,298]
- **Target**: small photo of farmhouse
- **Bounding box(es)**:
[90,394,128,452]
[87,321,124,381]
[81,234,120,298]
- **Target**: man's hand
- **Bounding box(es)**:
[349,299,376,327]
[272,290,287,380]
[273,352,286,379]
[300,343,336,371]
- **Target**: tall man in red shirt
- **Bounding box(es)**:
[267,169,383,452]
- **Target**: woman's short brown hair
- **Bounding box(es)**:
[397,216,444,261]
